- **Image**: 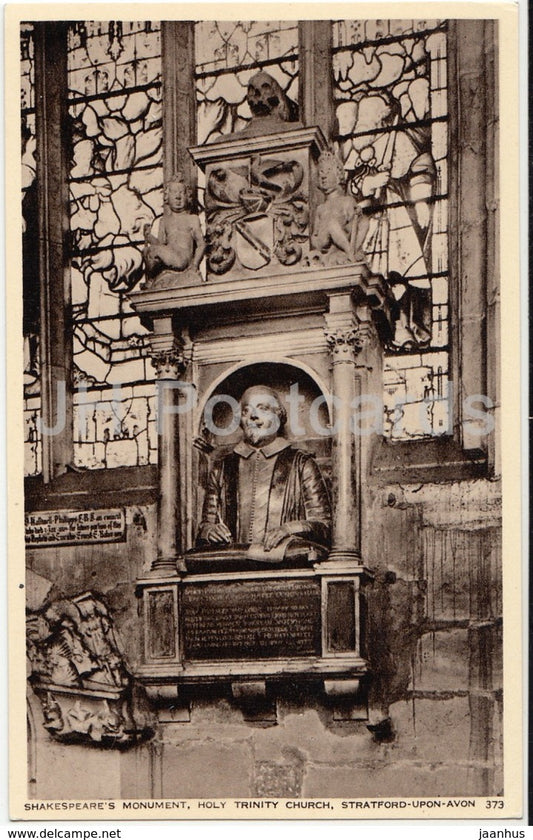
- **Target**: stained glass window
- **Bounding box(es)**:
[21,23,42,476]
[194,21,299,144]
[67,21,162,468]
[23,19,453,476]
[332,20,449,439]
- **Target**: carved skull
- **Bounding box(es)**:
[247,70,291,120]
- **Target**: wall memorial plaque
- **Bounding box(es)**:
[25,509,126,547]
[182,578,322,660]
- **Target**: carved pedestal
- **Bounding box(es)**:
[136,561,372,718]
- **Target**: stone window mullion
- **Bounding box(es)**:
[161,21,197,187]
[34,21,73,482]
[298,20,334,137]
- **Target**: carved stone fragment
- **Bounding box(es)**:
[27,591,147,746]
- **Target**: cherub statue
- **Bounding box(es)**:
[143,173,206,286]
[309,150,369,266]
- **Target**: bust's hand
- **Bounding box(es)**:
[263,526,291,551]
[199,522,232,545]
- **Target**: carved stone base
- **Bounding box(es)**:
[305,250,366,270]
[324,549,362,564]
[136,565,372,719]
[150,556,185,576]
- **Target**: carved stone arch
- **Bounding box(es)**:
[193,359,334,540]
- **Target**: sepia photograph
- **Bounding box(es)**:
[6,3,523,819]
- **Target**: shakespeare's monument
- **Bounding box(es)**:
[128,67,392,716]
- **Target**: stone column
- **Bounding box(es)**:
[449,20,493,452]
[324,294,382,564]
[483,21,500,476]
[150,318,187,574]
[324,293,363,563]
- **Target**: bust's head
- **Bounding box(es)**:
[240,386,287,447]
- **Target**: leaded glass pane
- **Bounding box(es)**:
[67,21,162,468]
[383,350,450,439]
[332,20,449,438]
[73,382,157,469]
[24,396,42,477]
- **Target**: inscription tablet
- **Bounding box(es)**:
[25,509,126,547]
[182,578,322,660]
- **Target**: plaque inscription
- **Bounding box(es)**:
[25,509,126,546]
[182,578,322,660]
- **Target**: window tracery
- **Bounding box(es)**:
[67,22,162,468]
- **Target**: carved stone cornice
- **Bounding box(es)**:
[129,263,378,324]
[151,346,188,380]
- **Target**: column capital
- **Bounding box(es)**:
[151,343,188,380]
[324,302,379,363]
[324,327,364,361]
[354,322,379,355]
[324,320,378,361]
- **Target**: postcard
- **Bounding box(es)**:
[5,2,523,820]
